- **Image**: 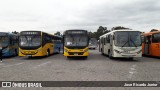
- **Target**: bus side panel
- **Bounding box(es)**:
[142,43,145,55]
[42,43,54,56]
[150,43,160,57]
[19,47,43,57]
[53,43,61,53]
[104,44,110,55]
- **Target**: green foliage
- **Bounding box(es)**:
[12,31,19,34]
[89,26,110,40]
[88,26,131,40]
[112,26,130,30]
[54,31,61,36]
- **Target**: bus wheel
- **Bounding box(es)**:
[47,50,50,56]
[58,48,60,54]
[101,48,104,55]
[15,49,18,56]
[109,51,112,59]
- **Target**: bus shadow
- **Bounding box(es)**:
[20,53,61,60]
[2,55,18,59]
[107,57,140,62]
[21,56,47,60]
[66,57,88,61]
[142,55,160,59]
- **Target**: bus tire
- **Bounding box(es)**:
[47,50,50,56]
[58,48,60,54]
[15,49,17,56]
[101,48,104,55]
[109,50,112,59]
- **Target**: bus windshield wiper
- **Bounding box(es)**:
[122,40,128,47]
[130,38,137,47]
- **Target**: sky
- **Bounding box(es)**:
[0,0,160,34]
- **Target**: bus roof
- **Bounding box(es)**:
[99,29,140,39]
[63,29,88,34]
[65,29,87,31]
[20,30,41,32]
[141,30,160,36]
[20,30,62,38]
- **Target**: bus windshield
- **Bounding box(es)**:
[152,33,160,43]
[0,36,9,47]
[20,35,41,46]
[115,31,141,47]
[65,34,88,47]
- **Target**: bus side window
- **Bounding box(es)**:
[101,38,103,44]
[152,34,160,43]
[141,36,144,43]
[108,35,110,43]
[106,36,108,43]
[145,36,151,44]
[10,36,13,45]
[104,38,105,45]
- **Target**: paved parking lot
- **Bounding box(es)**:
[0,49,160,90]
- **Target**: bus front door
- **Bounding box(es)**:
[144,36,151,55]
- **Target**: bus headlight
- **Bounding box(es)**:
[84,48,88,52]
[137,50,142,54]
[64,49,69,53]
[114,49,121,54]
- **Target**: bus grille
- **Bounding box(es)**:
[68,52,84,55]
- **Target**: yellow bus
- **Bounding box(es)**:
[19,31,62,57]
[63,30,89,58]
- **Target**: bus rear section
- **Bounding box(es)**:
[99,30,142,59]
[0,32,18,57]
[52,36,62,54]
[63,30,89,58]
[89,38,98,50]
[141,31,160,57]
[19,31,54,57]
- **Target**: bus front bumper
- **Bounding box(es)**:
[113,52,142,58]
[63,51,89,57]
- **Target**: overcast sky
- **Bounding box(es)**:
[0,0,160,34]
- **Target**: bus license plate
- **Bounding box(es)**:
[74,53,78,55]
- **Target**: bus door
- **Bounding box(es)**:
[102,37,105,53]
[109,35,113,54]
[144,35,151,55]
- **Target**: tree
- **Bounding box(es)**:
[96,26,110,40]
[12,31,19,34]
[88,26,111,40]
[112,26,130,30]
[54,31,61,36]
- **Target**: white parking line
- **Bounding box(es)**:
[128,64,137,79]
[33,61,51,69]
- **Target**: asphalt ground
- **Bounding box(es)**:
[0,49,160,90]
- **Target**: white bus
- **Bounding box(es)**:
[99,29,142,59]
